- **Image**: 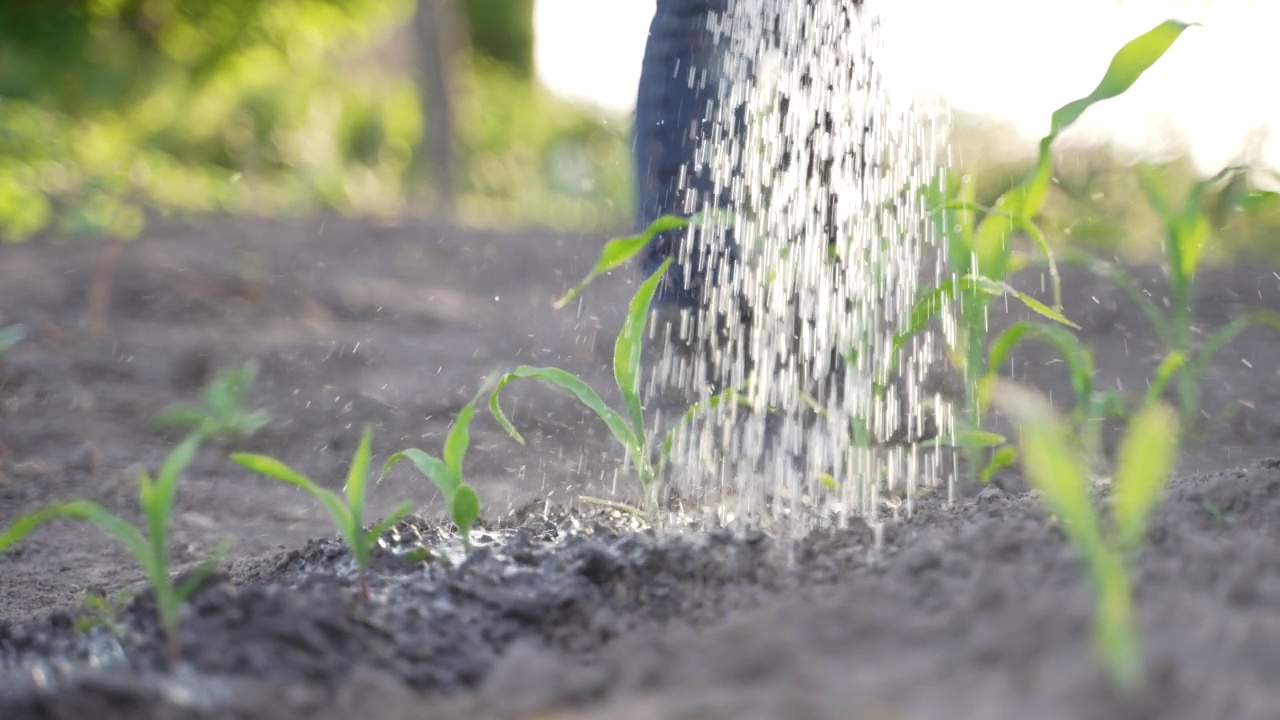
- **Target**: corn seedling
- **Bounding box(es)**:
[996,381,1178,690]
[0,323,22,358]
[0,432,223,662]
[1091,165,1280,429]
[492,258,741,517]
[231,426,412,602]
[912,20,1193,479]
[975,321,1130,480]
[157,360,271,441]
[381,392,485,550]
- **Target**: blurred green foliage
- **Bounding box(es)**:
[949,115,1280,262]
[0,0,631,242]
[462,0,535,78]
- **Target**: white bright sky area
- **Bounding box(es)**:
[533,0,1280,176]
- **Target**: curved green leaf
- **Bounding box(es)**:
[616,258,672,441]
[972,277,1080,329]
[383,448,455,498]
[364,501,415,550]
[443,402,476,479]
[143,433,202,558]
[996,383,1107,558]
[450,485,481,545]
[987,322,1093,402]
[981,446,1019,484]
[489,366,637,452]
[1111,403,1178,552]
[0,501,153,575]
[553,215,689,308]
[344,426,374,528]
[231,453,354,535]
[975,20,1194,282]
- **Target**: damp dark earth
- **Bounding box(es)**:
[1,216,1279,720]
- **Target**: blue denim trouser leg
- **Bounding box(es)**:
[633,0,736,309]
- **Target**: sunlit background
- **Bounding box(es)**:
[1,0,1277,255]
[536,0,1280,173]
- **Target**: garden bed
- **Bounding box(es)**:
[1,215,1278,719]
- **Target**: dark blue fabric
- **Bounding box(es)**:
[632,0,736,308]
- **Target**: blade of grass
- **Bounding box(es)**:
[230,454,355,534]
[382,449,456,497]
[616,258,672,441]
[553,215,689,308]
[0,501,152,571]
[1111,402,1178,552]
[443,403,475,479]
[973,20,1195,278]
[343,426,374,531]
[489,366,637,451]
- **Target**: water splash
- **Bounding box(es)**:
[648,0,953,538]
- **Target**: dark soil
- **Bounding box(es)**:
[1,214,1278,719]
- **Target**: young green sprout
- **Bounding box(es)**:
[912,20,1194,480]
[381,394,484,550]
[996,381,1178,690]
[232,426,412,602]
[492,258,740,517]
[1095,166,1280,429]
[157,360,272,441]
[976,321,1127,479]
[0,432,223,663]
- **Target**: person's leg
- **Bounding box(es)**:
[632,0,735,309]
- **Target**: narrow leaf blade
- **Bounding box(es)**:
[1111,403,1179,551]
[553,215,689,308]
[615,258,671,439]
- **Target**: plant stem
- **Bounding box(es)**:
[1093,553,1141,691]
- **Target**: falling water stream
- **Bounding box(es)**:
[648,0,954,539]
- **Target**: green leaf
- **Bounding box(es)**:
[1111,402,1178,552]
[1052,22,1195,136]
[450,485,481,545]
[997,383,1107,558]
[443,402,476,479]
[615,258,671,441]
[987,322,1093,403]
[143,432,202,558]
[155,405,206,431]
[981,446,1019,484]
[344,426,374,530]
[231,453,355,538]
[974,20,1194,281]
[972,277,1080,329]
[0,501,154,576]
[1014,217,1064,312]
[363,501,415,550]
[489,366,637,451]
[382,448,456,499]
[553,215,689,308]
